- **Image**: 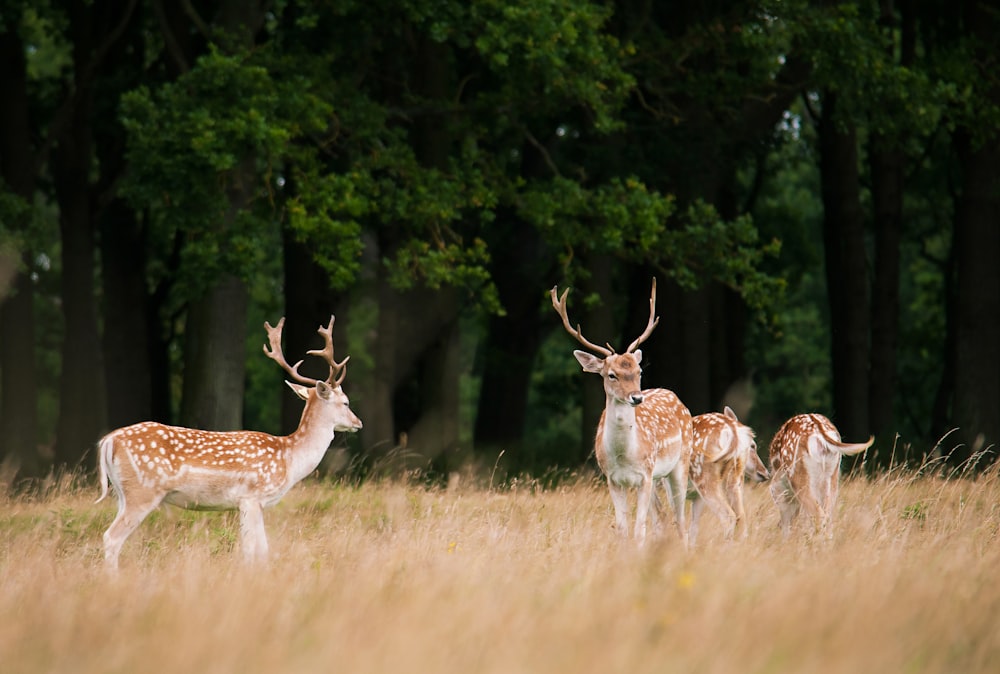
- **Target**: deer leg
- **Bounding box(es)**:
[634,475,654,543]
[103,494,163,570]
[239,499,269,563]
[689,493,706,547]
[662,469,689,549]
[693,474,737,542]
[795,483,827,538]
[724,468,749,540]
[821,470,842,539]
[769,471,798,539]
[649,485,665,536]
[607,479,630,536]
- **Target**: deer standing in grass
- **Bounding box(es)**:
[96,316,362,569]
[551,279,693,546]
[688,407,770,545]
[768,413,873,539]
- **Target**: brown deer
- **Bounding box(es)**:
[688,407,769,545]
[551,278,693,545]
[767,413,873,538]
[96,316,362,569]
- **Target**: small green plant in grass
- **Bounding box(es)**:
[901,501,929,522]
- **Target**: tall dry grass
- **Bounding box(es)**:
[1,467,998,673]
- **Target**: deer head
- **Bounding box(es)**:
[550,278,659,407]
[263,316,361,433]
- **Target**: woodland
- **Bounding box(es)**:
[1,0,998,482]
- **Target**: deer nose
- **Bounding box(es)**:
[629,393,644,406]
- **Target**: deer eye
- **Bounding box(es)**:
[607,372,617,381]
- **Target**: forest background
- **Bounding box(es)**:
[1,0,998,483]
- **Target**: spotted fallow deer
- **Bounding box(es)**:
[96,316,362,569]
[768,413,873,539]
[551,278,693,546]
[688,407,769,545]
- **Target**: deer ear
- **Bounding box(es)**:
[573,350,605,374]
[631,349,642,365]
[285,381,310,400]
[315,380,332,400]
[724,405,738,421]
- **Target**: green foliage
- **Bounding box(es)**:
[801,2,949,141]
[517,176,783,316]
[120,45,340,299]
[469,0,634,132]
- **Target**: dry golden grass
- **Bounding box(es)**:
[1,468,999,674]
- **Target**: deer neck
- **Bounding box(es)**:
[604,395,639,444]
[284,397,337,483]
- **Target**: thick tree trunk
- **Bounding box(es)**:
[179,274,249,430]
[868,137,903,454]
[363,270,401,457]
[0,26,41,477]
[951,131,1000,465]
[0,262,40,477]
[408,314,463,472]
[100,201,154,430]
[819,92,870,446]
[52,183,107,467]
[52,83,107,468]
[473,217,551,472]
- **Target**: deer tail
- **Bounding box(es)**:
[811,416,874,456]
[95,435,114,504]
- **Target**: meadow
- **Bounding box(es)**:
[1,465,998,674]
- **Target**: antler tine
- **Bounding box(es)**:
[263,317,320,386]
[626,277,660,353]
[550,286,614,357]
[306,315,350,386]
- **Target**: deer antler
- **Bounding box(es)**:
[263,316,350,387]
[308,316,350,386]
[550,286,615,357]
[625,278,659,353]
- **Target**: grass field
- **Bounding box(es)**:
[1,466,999,673]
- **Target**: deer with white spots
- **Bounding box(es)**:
[688,407,769,545]
[551,278,693,546]
[96,316,362,569]
[767,413,873,539]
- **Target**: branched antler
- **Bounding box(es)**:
[550,286,615,357]
[263,316,350,387]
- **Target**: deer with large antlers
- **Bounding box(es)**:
[768,413,873,539]
[96,316,362,569]
[551,278,693,545]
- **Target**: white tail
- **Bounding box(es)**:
[96,316,362,569]
[551,278,693,545]
[767,413,873,539]
[689,406,769,544]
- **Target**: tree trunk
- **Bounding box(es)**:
[51,54,107,467]
[100,201,154,430]
[179,274,249,430]
[867,137,903,456]
[951,130,1000,465]
[819,92,870,445]
[362,269,401,457]
[409,314,463,472]
[473,216,551,472]
[0,26,41,478]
